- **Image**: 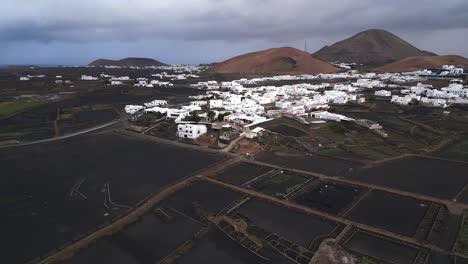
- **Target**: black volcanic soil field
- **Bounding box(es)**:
[0,132,222,263]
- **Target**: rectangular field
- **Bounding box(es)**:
[351,157,468,199]
[292,181,367,215]
[343,231,419,264]
[215,162,274,186]
[345,191,429,237]
[236,198,340,248]
[248,171,310,199]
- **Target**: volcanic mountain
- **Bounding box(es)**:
[208,47,339,75]
[375,55,468,72]
[313,29,436,67]
[88,57,166,67]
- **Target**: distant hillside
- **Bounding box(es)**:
[313,29,436,67]
[375,55,468,72]
[208,47,339,75]
[88,57,166,67]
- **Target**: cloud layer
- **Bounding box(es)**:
[1,0,468,64]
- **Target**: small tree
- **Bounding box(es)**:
[207,110,216,121]
[217,112,232,122]
[184,112,201,122]
[410,98,419,105]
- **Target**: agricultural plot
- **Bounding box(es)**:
[149,121,178,140]
[257,152,359,176]
[292,181,367,215]
[436,138,468,161]
[455,211,468,256]
[351,157,468,199]
[215,162,274,185]
[266,124,308,137]
[163,180,244,222]
[0,102,58,141]
[345,191,429,237]
[0,101,44,117]
[343,230,420,264]
[58,104,118,134]
[248,171,310,199]
[237,199,340,249]
[177,229,292,264]
[426,207,462,251]
[106,213,202,263]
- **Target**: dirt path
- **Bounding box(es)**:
[220,133,245,153]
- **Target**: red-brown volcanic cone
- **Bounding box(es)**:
[209,47,339,75]
[375,55,468,72]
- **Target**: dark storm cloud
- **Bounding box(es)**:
[1,0,467,64]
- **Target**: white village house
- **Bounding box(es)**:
[177,124,207,139]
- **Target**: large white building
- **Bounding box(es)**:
[375,90,392,97]
[310,111,354,122]
[177,124,207,139]
[210,99,224,109]
[81,75,98,81]
[144,100,168,107]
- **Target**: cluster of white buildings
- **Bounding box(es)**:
[134,79,173,87]
[19,75,46,81]
[391,83,468,108]
[81,75,98,81]
[375,90,392,97]
[93,64,207,73]
[191,81,220,90]
[118,63,466,139]
[152,72,199,80]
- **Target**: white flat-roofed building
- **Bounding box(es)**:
[375,90,392,97]
[144,100,167,107]
[125,105,145,114]
[210,99,223,109]
[166,109,190,120]
[246,127,265,139]
[190,101,208,107]
[177,124,207,139]
[81,75,98,81]
[310,111,354,122]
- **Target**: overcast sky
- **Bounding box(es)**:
[1,0,467,65]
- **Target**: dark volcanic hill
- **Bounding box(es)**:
[208,47,339,75]
[313,29,436,67]
[375,55,468,72]
[88,57,166,67]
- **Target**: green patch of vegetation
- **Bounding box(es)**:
[251,172,307,198]
[455,210,468,255]
[271,145,289,153]
[217,112,232,121]
[0,101,43,117]
[321,147,345,155]
[178,137,194,144]
[329,123,346,134]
